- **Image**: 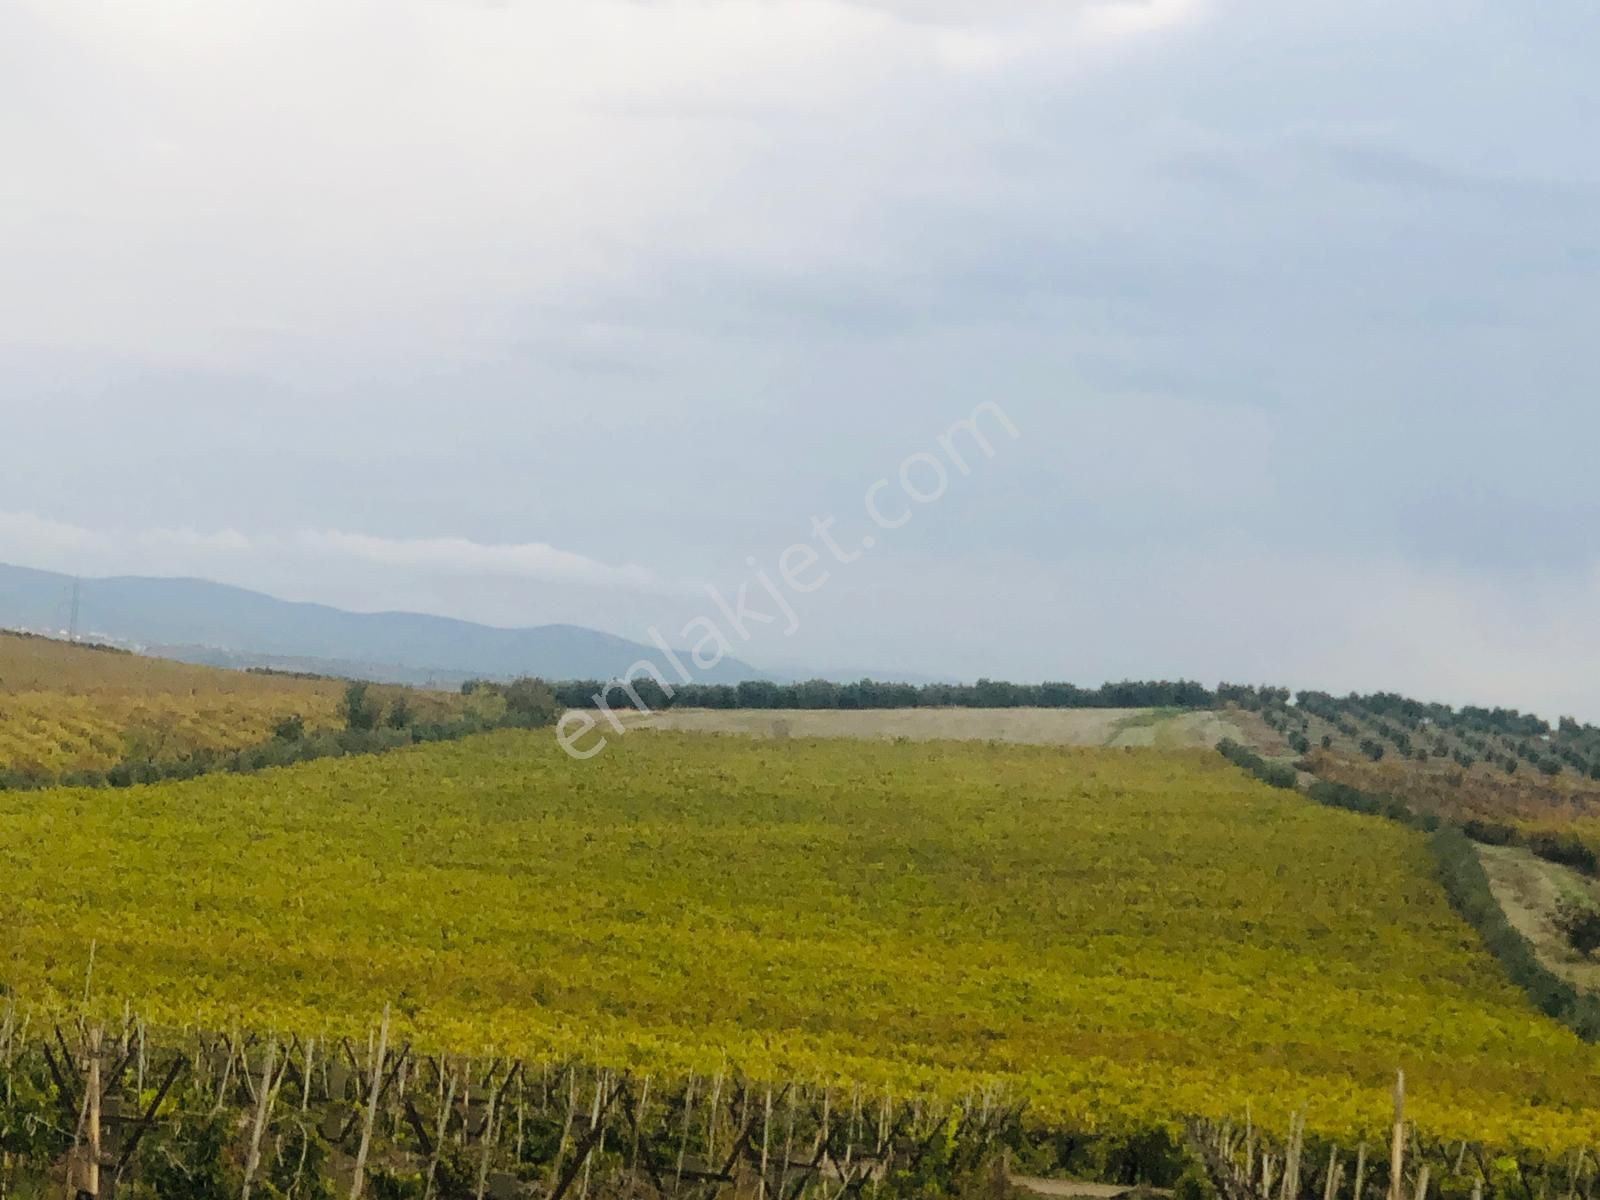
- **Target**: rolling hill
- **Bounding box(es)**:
[0,560,768,686]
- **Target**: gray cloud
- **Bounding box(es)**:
[2,0,1599,714]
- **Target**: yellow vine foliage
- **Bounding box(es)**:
[0,730,1596,1154]
[0,631,468,772]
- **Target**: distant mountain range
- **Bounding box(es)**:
[0,561,766,686]
[0,561,942,688]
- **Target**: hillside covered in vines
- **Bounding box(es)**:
[0,731,1595,1154]
[0,630,485,782]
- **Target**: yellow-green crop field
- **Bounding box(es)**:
[0,632,344,773]
[0,630,472,774]
[0,730,1594,1153]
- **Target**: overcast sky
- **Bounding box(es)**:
[3,0,1599,715]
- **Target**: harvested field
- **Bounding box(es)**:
[620,706,1245,748]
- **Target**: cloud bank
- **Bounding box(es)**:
[0,512,677,597]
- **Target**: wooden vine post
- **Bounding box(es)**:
[350,1007,391,1200]
[241,1038,278,1200]
[84,1028,102,1200]
[1388,1071,1406,1200]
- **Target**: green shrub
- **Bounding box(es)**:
[1556,900,1600,959]
[339,681,382,732]
[272,712,306,741]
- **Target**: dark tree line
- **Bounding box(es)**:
[543,677,1217,713]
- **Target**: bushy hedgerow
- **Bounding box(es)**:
[1428,826,1600,1041]
[1215,739,1299,790]
[1524,830,1600,876]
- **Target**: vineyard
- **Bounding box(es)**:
[0,631,481,780]
[1,1016,1580,1200]
[0,731,1596,1158]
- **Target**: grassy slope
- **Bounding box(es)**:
[1481,843,1600,990]
[0,730,1594,1150]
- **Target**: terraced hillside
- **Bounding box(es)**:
[0,729,1594,1152]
